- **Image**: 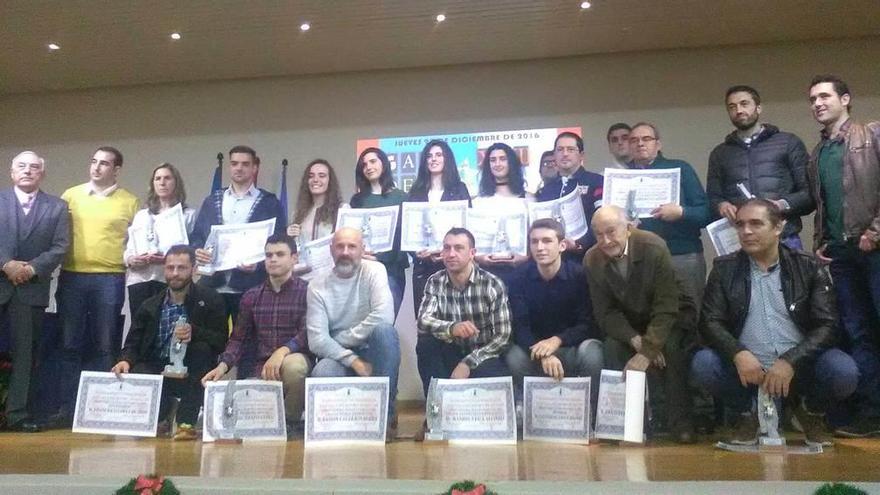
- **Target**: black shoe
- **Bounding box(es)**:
[727,411,759,445]
[834,416,880,438]
[791,400,833,447]
[7,418,42,433]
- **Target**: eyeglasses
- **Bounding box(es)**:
[555,146,580,154]
[628,136,658,144]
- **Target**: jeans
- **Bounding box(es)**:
[387,271,406,323]
[690,347,858,413]
[311,323,400,420]
[415,334,510,396]
[670,252,707,315]
[506,339,604,406]
[827,243,880,416]
[57,271,126,416]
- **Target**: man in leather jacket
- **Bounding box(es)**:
[692,199,857,446]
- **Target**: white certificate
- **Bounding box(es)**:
[153,203,190,253]
[200,218,276,273]
[435,377,516,444]
[523,377,591,444]
[203,380,287,442]
[72,371,163,437]
[466,200,529,256]
[706,217,742,257]
[295,234,334,282]
[336,205,399,253]
[594,369,646,443]
[602,168,681,218]
[305,377,389,446]
[528,189,588,240]
[400,200,469,252]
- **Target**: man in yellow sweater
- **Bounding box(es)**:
[49,146,138,429]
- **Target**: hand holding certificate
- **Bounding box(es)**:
[706,217,741,256]
[400,200,469,252]
[129,204,190,256]
[198,218,276,274]
[336,205,399,253]
[602,168,681,218]
[466,199,528,257]
[528,189,588,240]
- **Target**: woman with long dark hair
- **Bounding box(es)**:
[407,139,471,318]
[351,147,408,319]
[288,159,346,243]
[124,163,196,316]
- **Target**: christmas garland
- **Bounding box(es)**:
[441,480,498,495]
[115,474,180,495]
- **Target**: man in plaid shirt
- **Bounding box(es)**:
[416,227,512,395]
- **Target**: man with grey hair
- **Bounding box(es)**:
[306,227,400,437]
[1,151,70,432]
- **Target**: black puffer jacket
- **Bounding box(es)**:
[706,124,814,238]
[700,244,837,367]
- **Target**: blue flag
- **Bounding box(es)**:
[211,153,223,192]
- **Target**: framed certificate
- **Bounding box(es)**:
[72,371,163,437]
[434,377,516,444]
[203,380,287,442]
[602,168,681,218]
[199,218,276,273]
[304,377,389,446]
[594,370,646,443]
[400,200,469,252]
[336,205,399,253]
[706,218,741,257]
[466,200,529,256]
[523,377,591,444]
[528,189,588,240]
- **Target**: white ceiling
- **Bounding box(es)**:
[2,0,879,95]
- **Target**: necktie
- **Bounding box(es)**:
[560,177,569,198]
[21,194,35,215]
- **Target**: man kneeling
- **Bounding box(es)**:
[112,245,227,436]
[693,199,858,446]
[202,234,311,434]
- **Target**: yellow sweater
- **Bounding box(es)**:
[61,183,139,273]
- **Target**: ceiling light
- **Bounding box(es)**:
[170,32,181,40]
[435,14,446,23]
[47,43,61,51]
[300,22,311,32]
[580,1,592,9]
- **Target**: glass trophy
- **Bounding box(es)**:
[422,210,435,249]
[146,228,160,255]
[197,244,216,275]
[625,189,638,222]
[757,389,785,450]
[424,378,444,440]
[217,380,241,443]
[551,204,566,232]
[162,316,189,378]
[490,217,513,260]
[361,216,373,253]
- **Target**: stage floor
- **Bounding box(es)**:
[1,408,878,483]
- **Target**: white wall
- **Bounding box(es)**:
[3,37,879,400]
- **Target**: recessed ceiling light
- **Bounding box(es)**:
[580,1,592,9]
[435,13,446,23]
[300,22,311,32]
[48,43,61,51]
[170,32,181,40]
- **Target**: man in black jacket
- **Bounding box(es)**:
[692,199,857,446]
[707,85,813,249]
[112,245,227,430]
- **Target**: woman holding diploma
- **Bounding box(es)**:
[407,139,471,318]
[287,159,347,244]
[473,142,531,279]
[124,163,196,317]
[351,147,409,319]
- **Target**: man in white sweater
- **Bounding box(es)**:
[307,227,401,431]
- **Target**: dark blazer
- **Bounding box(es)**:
[119,282,228,365]
[700,244,837,367]
[0,188,70,307]
[584,229,695,359]
[190,187,286,291]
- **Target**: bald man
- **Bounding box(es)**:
[306,228,401,437]
[585,206,697,443]
[1,151,70,431]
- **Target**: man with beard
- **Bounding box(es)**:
[707,85,813,249]
[306,227,400,436]
[112,245,227,435]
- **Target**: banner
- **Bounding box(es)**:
[356,126,581,194]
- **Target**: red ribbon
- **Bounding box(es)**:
[452,485,486,495]
[133,474,164,494]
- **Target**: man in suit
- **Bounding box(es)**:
[0,151,70,432]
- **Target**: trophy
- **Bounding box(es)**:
[422,209,435,249]
[361,216,373,253]
[217,379,242,443]
[757,389,785,450]
[423,378,444,440]
[551,204,566,232]
[490,217,513,260]
[162,316,189,378]
[197,243,216,276]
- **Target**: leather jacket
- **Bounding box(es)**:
[700,244,837,367]
[807,119,880,248]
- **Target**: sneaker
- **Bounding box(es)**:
[172,423,198,441]
[791,401,833,447]
[727,411,759,445]
[834,415,880,438]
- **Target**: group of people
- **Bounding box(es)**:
[1,74,878,448]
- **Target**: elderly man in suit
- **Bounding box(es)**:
[0,151,70,432]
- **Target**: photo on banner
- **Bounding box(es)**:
[356,126,582,195]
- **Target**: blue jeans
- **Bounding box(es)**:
[690,347,858,413]
[506,340,603,406]
[57,271,126,415]
[311,323,400,420]
[415,334,510,396]
[387,271,406,324]
[827,243,880,416]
